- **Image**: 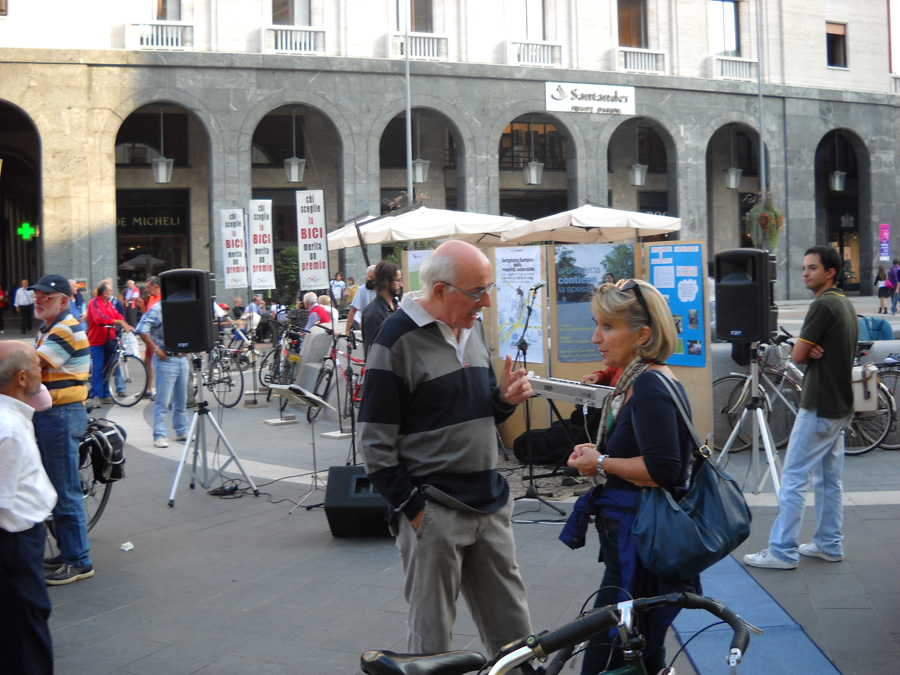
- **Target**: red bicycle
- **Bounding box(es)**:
[307,326,365,422]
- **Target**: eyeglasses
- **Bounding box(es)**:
[441,281,496,302]
[616,279,652,328]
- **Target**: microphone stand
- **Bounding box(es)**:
[513,285,565,516]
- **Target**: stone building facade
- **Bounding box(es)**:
[2,0,900,299]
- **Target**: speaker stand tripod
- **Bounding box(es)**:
[269,384,335,512]
[715,344,782,494]
[168,356,260,507]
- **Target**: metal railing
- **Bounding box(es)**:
[507,40,561,67]
[263,26,326,54]
[714,56,758,81]
[617,47,665,74]
[391,32,448,60]
[126,21,193,50]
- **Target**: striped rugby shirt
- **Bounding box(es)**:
[35,309,90,405]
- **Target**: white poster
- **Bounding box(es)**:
[220,208,247,289]
[495,247,544,364]
[295,190,329,290]
[248,199,276,290]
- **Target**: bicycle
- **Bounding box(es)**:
[361,592,753,675]
[203,341,245,408]
[874,353,900,450]
[257,321,305,393]
[97,327,149,407]
[306,325,365,423]
[843,341,895,456]
[712,329,803,452]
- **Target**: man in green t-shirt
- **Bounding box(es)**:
[745,245,857,569]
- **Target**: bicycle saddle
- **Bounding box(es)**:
[360,649,486,675]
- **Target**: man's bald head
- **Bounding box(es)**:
[0,342,42,401]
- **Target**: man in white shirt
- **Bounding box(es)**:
[345,264,377,330]
[0,341,58,672]
[330,272,346,311]
[14,278,35,335]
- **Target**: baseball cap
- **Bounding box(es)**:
[28,274,71,295]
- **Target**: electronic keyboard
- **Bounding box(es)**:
[527,376,613,407]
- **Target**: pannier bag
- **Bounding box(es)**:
[80,418,127,483]
[852,363,880,415]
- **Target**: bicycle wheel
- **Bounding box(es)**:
[877,367,900,450]
[759,368,802,448]
[209,357,244,408]
[107,354,149,407]
[341,371,355,419]
[844,383,893,456]
[307,361,335,422]
[258,349,278,388]
[711,375,754,453]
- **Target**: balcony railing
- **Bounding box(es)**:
[713,56,758,82]
[263,26,326,54]
[126,21,193,51]
[391,32,448,61]
[507,40,562,67]
[617,47,665,74]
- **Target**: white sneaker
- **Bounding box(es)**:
[743,549,797,570]
[798,542,843,562]
[154,437,169,448]
[175,434,188,442]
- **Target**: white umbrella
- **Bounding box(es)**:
[327,206,525,250]
[499,204,681,244]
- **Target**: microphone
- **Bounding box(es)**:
[530,281,546,292]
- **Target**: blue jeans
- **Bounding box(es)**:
[153,354,190,441]
[893,290,900,314]
[768,408,851,563]
[89,342,115,398]
[33,402,91,567]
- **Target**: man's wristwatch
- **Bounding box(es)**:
[596,454,609,479]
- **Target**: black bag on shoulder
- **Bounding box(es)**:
[81,418,127,483]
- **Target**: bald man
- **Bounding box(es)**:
[358,240,533,657]
[0,342,58,672]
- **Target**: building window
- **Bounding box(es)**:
[826,22,847,68]
[512,0,544,41]
[272,0,310,26]
[115,112,189,165]
[890,0,900,73]
[251,114,305,165]
[155,0,180,21]
[618,0,647,48]
[397,0,432,33]
[499,122,567,171]
[711,0,740,57]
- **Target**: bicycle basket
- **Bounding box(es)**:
[81,418,127,484]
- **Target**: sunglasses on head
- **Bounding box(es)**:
[615,279,652,327]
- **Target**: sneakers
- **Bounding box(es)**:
[149,388,157,401]
[175,433,188,442]
[798,542,843,562]
[45,563,94,586]
[101,397,114,404]
[743,549,797,570]
[154,437,169,448]
[43,555,64,571]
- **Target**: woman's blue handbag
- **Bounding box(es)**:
[632,373,752,581]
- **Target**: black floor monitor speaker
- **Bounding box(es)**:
[324,466,391,538]
[160,269,215,353]
[715,249,778,342]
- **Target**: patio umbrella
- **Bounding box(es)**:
[118,253,166,272]
[327,206,525,250]
[499,204,681,244]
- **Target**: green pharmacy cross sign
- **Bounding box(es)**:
[17,222,36,240]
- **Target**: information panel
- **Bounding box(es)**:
[648,243,705,368]
[248,199,276,290]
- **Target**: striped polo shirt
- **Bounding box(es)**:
[35,309,90,405]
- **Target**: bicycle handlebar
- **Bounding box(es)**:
[525,593,750,668]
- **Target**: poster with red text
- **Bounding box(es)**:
[296,190,330,291]
[220,208,247,289]
[248,199,275,290]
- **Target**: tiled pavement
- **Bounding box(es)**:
[3,295,900,674]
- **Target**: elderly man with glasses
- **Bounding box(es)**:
[29,274,94,585]
[358,240,533,659]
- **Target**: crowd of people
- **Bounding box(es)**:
[1,244,861,672]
